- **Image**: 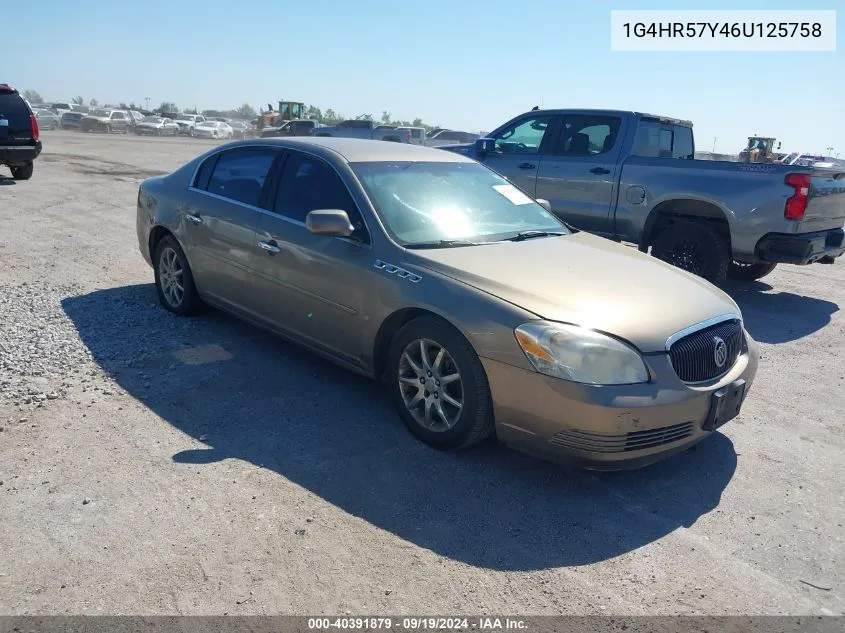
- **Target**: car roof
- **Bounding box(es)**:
[228,137,475,163]
[524,108,694,128]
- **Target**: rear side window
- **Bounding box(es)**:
[0,93,32,122]
[203,149,279,207]
[553,115,621,156]
[633,122,695,159]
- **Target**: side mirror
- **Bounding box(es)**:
[305,209,354,237]
[536,198,552,212]
[474,137,496,157]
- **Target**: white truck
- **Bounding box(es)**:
[174,113,207,136]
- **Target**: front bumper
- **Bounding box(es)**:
[756,228,845,265]
[0,141,42,166]
[482,334,760,470]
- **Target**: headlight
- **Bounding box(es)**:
[514,321,649,385]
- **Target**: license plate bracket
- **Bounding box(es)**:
[703,379,746,432]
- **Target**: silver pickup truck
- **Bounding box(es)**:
[443,109,845,284]
[312,119,411,143]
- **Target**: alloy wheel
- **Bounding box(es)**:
[158,247,184,308]
[398,338,464,432]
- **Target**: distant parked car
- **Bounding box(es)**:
[34,108,60,130]
[260,119,319,138]
[174,114,207,136]
[133,116,180,136]
[425,129,480,147]
[81,109,130,133]
[227,120,251,139]
[192,120,233,139]
[312,119,411,143]
[61,111,85,130]
[396,126,426,146]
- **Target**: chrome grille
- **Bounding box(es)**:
[669,319,745,383]
[550,421,695,454]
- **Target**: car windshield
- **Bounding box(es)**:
[144,116,163,123]
[351,161,568,246]
[198,121,216,127]
[176,115,193,121]
[90,109,110,117]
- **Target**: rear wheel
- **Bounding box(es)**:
[728,261,778,281]
[153,235,203,316]
[387,316,494,451]
[10,163,33,180]
[650,220,730,285]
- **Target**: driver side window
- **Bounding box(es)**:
[492,116,553,154]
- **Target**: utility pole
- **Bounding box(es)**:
[144,96,150,110]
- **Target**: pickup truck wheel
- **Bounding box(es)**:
[650,220,729,284]
[10,163,34,180]
[728,261,777,281]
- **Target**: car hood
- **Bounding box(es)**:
[406,232,742,353]
[137,121,162,127]
[83,115,110,122]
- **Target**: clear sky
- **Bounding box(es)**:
[5,0,842,155]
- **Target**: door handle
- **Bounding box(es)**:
[590,167,611,175]
[186,214,203,224]
[518,162,536,170]
[258,240,281,254]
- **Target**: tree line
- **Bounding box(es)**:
[22,90,447,132]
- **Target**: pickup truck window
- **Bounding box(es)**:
[492,115,553,154]
[633,121,694,159]
[552,115,621,156]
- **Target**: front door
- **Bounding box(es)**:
[249,149,374,367]
[478,113,558,197]
[534,114,625,236]
[181,146,281,310]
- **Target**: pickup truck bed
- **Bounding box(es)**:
[445,108,845,284]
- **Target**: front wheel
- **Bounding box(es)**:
[650,220,730,285]
[153,235,203,316]
[387,316,494,451]
[728,261,778,281]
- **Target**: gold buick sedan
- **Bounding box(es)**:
[136,137,758,469]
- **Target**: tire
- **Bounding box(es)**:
[650,220,730,285]
[728,261,778,281]
[152,235,203,316]
[10,163,33,180]
[386,316,494,451]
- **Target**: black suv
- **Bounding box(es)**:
[0,83,42,180]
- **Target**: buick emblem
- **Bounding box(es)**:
[713,336,728,368]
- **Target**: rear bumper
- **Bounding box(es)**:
[0,141,42,166]
[756,228,845,265]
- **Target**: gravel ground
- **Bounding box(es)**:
[0,130,843,616]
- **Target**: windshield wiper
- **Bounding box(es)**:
[504,230,568,242]
[404,239,484,249]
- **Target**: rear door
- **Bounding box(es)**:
[0,90,34,146]
[183,147,282,311]
[478,113,559,197]
[534,113,625,235]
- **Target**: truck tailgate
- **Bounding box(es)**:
[800,170,845,232]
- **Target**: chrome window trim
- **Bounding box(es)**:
[664,313,743,351]
[186,142,374,250]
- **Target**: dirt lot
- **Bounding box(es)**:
[0,130,843,616]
